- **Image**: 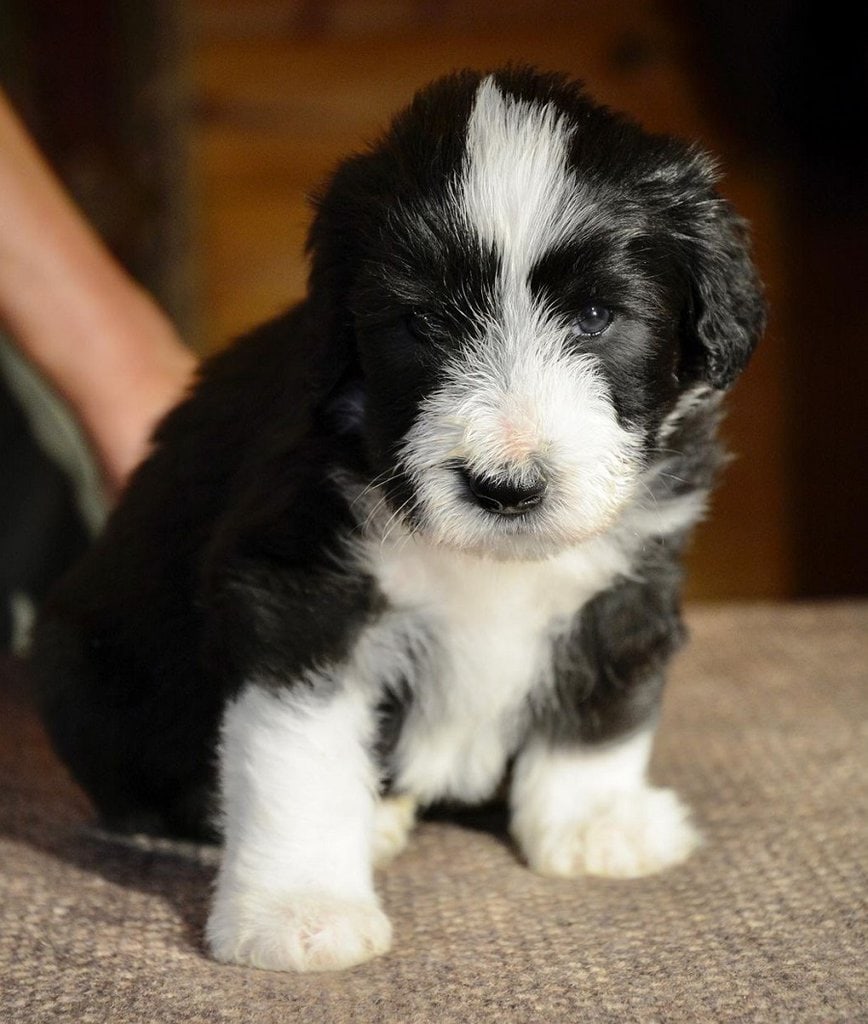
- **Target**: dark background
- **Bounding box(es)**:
[2,0,866,602]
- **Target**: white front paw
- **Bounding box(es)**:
[206,889,392,972]
[516,787,700,880]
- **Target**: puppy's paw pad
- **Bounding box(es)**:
[524,788,700,880]
[372,793,417,867]
[207,891,392,972]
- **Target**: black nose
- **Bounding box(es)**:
[461,467,547,516]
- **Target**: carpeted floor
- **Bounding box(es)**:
[1,603,866,1023]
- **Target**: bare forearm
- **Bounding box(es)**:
[0,91,196,496]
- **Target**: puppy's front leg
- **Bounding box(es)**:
[512,577,701,879]
[511,725,699,879]
[206,682,391,972]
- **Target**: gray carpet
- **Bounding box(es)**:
[1,603,866,1023]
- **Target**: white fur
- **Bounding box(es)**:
[510,728,700,878]
[461,76,590,281]
[625,487,708,537]
[207,684,390,972]
[656,384,718,444]
[360,487,691,806]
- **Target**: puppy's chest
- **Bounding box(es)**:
[364,536,629,803]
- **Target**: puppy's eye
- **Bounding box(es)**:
[404,312,434,342]
[570,304,613,338]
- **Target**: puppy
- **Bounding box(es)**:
[32,67,764,972]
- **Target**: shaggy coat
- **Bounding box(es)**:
[32,67,764,972]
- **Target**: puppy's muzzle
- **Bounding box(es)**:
[459,465,548,516]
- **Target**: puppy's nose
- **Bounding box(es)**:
[461,467,547,516]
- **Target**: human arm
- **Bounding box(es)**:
[0,90,196,498]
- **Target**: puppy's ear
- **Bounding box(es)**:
[645,146,766,390]
[680,193,766,389]
[304,154,376,379]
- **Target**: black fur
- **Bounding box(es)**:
[30,67,763,842]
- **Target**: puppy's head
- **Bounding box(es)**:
[309,68,765,558]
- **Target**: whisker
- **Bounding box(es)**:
[380,494,417,548]
[350,467,405,508]
[658,471,691,487]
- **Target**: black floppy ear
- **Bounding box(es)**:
[647,139,767,391]
[679,192,766,389]
[304,151,382,383]
[641,142,766,390]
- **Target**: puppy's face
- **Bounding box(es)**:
[312,70,764,558]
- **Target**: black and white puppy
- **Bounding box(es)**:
[32,67,764,972]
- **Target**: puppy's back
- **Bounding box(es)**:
[30,303,331,839]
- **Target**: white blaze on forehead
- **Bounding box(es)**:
[461,76,583,281]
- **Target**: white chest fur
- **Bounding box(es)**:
[361,531,633,804]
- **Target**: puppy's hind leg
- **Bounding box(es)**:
[372,793,417,868]
[206,681,391,973]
